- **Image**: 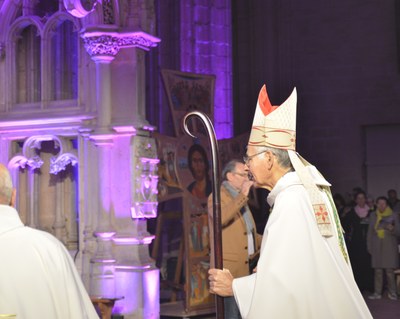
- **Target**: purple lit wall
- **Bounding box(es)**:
[0,0,162,317]
[149,0,233,139]
[180,1,233,139]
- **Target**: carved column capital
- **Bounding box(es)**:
[81,28,161,61]
[117,31,160,51]
[81,35,120,62]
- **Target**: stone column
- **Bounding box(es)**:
[82,33,119,298]
[81,27,160,318]
[8,138,44,223]
[112,131,159,319]
[27,166,39,228]
[78,129,96,288]
[0,137,10,163]
[53,173,67,243]
[89,136,117,298]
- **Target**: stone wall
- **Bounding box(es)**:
[232,0,400,197]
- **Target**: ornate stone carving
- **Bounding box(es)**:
[118,34,159,51]
[63,0,98,18]
[9,136,45,170]
[81,29,161,59]
[9,154,44,170]
[131,135,159,219]
[9,135,78,174]
[50,153,78,174]
[81,35,120,58]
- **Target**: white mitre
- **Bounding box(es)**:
[248,85,336,238]
[249,84,296,150]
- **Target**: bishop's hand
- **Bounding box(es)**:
[208,268,234,296]
[240,180,254,197]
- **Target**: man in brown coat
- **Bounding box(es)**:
[208,159,262,318]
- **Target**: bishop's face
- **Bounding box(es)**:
[244,145,272,188]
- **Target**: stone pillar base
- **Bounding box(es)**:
[113,267,160,319]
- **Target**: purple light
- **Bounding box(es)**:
[115,264,152,270]
[113,235,155,245]
[91,258,116,263]
[131,204,157,219]
[95,232,116,239]
[0,115,94,132]
[143,269,160,318]
[142,125,156,131]
[112,268,159,317]
[180,3,233,139]
[112,125,137,134]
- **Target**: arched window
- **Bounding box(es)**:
[16,25,41,104]
[50,20,78,101]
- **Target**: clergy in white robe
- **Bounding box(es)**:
[209,154,373,319]
[208,85,372,318]
[233,168,372,318]
[0,164,98,319]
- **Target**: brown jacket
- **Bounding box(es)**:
[208,185,262,278]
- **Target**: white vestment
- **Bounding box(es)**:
[0,205,99,319]
[233,171,372,319]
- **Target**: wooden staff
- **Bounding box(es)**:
[183,111,224,319]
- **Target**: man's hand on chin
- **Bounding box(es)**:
[208,268,234,297]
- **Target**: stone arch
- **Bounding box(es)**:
[43,11,81,37]
[7,15,44,42]
[5,16,43,107]
[43,12,81,102]
[0,0,22,40]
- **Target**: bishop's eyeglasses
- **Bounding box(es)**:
[243,150,268,165]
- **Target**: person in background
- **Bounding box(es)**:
[0,164,99,318]
[208,85,372,318]
[333,192,349,219]
[367,195,376,212]
[342,191,374,292]
[187,143,212,199]
[208,159,262,319]
[345,186,364,208]
[367,196,400,300]
[387,189,400,213]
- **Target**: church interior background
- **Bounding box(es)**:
[1,0,400,318]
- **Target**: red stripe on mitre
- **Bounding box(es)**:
[258,85,279,116]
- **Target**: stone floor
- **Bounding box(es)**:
[160,294,400,319]
[365,293,400,319]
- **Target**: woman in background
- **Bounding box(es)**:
[367,196,400,300]
[342,191,374,293]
